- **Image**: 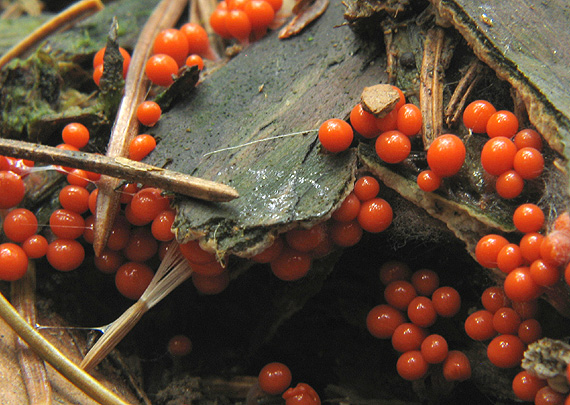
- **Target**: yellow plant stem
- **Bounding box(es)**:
[0,290,131,405]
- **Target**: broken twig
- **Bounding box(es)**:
[444,58,483,127]
[0,138,239,202]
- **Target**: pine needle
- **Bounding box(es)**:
[0,283,130,405]
[80,242,192,371]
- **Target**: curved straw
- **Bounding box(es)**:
[0,0,104,69]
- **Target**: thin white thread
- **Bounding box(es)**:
[201,129,318,158]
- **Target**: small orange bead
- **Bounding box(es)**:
[353,176,380,201]
[496,243,523,274]
[136,101,162,127]
[375,130,411,164]
[486,110,519,138]
[514,128,543,151]
[350,104,380,138]
[357,198,392,233]
[168,334,193,356]
[513,147,544,180]
[331,192,360,222]
[396,103,422,136]
[417,170,441,192]
[541,231,570,267]
[495,170,524,199]
[442,350,471,381]
[379,260,411,285]
[153,28,189,67]
[481,136,517,176]
[476,234,509,268]
[329,220,362,247]
[426,134,465,177]
[504,267,542,302]
[145,54,179,87]
[185,54,204,70]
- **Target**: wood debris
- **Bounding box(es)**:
[278,0,329,39]
[360,84,400,117]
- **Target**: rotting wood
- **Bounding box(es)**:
[444,58,482,128]
[0,138,238,202]
[94,0,188,257]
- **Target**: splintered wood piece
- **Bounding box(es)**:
[94,0,188,257]
[360,84,400,117]
[0,138,238,202]
[444,58,483,127]
[420,27,454,148]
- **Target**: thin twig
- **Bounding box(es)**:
[0,0,104,69]
[94,0,192,256]
[0,290,131,405]
[81,242,192,371]
[444,58,482,127]
[12,261,53,405]
[0,137,239,202]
